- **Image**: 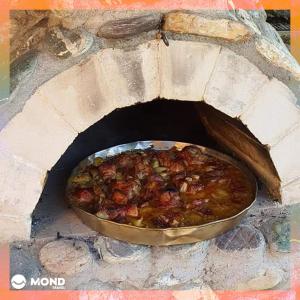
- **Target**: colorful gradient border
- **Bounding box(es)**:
[0,0,300,299]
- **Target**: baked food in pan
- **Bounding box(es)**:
[67,145,254,228]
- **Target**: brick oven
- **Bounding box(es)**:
[3,7,300,291]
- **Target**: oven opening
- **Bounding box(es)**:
[31,99,278,239]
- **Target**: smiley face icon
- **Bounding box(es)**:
[11,274,27,289]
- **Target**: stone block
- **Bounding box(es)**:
[94,40,160,108]
[281,179,300,205]
[204,47,269,117]
[270,124,300,185]
[163,11,252,41]
[0,91,77,170]
[206,225,266,290]
[159,40,221,101]
[146,241,210,288]
[94,237,150,264]
[39,56,113,133]
[39,239,92,276]
[93,236,152,289]
[97,14,161,39]
[241,79,300,146]
[45,27,93,59]
[0,150,46,217]
[256,38,300,81]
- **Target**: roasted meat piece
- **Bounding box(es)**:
[112,190,128,205]
[75,188,94,203]
[127,204,139,217]
[158,189,181,208]
[69,188,96,211]
[180,146,207,168]
[185,182,205,194]
[134,158,152,179]
[98,162,116,181]
[169,161,185,173]
[156,149,185,174]
[141,174,165,202]
[156,150,175,168]
[111,179,141,204]
[117,152,145,169]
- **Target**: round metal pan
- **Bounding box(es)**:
[67,141,257,246]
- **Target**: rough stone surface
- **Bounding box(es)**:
[240,78,300,146]
[246,9,289,52]
[10,246,42,288]
[159,40,221,101]
[163,11,253,41]
[49,10,89,29]
[145,241,210,288]
[167,242,209,257]
[282,179,300,205]
[270,124,300,185]
[75,279,116,290]
[10,11,159,62]
[93,237,152,289]
[0,215,31,243]
[45,27,94,59]
[10,10,49,63]
[146,272,181,289]
[249,214,291,285]
[235,9,261,35]
[10,51,38,94]
[39,239,92,276]
[94,237,150,264]
[97,14,161,39]
[261,23,288,50]
[269,221,291,253]
[52,10,154,34]
[206,225,266,289]
[256,38,300,81]
[204,47,269,118]
[237,268,283,290]
[10,11,48,40]
[0,90,78,170]
[171,280,206,291]
[215,225,263,251]
[0,149,45,217]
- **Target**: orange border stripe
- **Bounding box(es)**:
[0,0,300,299]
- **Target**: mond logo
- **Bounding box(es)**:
[11,274,27,289]
[11,274,65,290]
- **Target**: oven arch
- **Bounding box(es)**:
[0,39,299,242]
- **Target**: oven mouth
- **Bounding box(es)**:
[66,140,257,245]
